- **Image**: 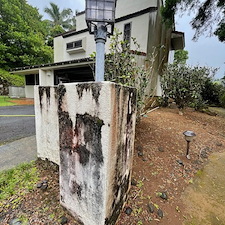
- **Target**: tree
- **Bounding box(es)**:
[221,75,225,86]
[44,2,75,31]
[161,64,217,110]
[46,24,65,47]
[0,0,53,69]
[174,49,189,64]
[161,0,225,42]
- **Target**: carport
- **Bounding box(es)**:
[11,58,94,98]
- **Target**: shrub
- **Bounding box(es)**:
[220,92,225,108]
[161,64,216,110]
[201,79,224,106]
[92,29,157,118]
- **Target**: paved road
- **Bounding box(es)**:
[0,105,37,171]
[0,105,35,144]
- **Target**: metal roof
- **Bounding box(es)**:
[11,58,94,75]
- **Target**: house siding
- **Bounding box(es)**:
[54,13,150,63]
[115,0,157,18]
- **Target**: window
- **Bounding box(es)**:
[124,23,131,44]
[66,38,86,54]
[25,74,39,85]
[66,40,82,50]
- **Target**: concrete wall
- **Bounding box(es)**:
[8,86,25,98]
[25,85,34,98]
[34,86,60,165]
[39,69,54,86]
[34,82,137,225]
[76,13,86,31]
[58,82,136,225]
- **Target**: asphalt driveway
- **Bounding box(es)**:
[0,105,35,144]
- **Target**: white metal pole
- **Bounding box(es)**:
[94,23,107,82]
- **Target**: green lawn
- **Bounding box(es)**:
[0,96,16,106]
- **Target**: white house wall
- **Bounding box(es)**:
[54,35,64,62]
[76,13,86,31]
[39,69,54,86]
[114,13,149,53]
[116,0,157,18]
[54,32,95,62]
[54,14,150,62]
[25,85,34,98]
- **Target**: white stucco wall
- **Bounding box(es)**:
[39,69,54,86]
[116,0,157,18]
[58,82,136,225]
[34,82,137,225]
[25,85,34,98]
[54,32,95,62]
[34,86,59,165]
[54,35,64,62]
[114,13,149,53]
[74,0,158,31]
[168,50,175,64]
[8,86,25,98]
[76,13,86,31]
[54,13,150,62]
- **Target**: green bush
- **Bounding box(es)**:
[220,92,225,108]
[92,29,157,118]
[201,79,224,106]
[161,64,216,110]
[0,68,25,87]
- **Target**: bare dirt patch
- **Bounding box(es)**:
[0,107,224,224]
[9,98,34,105]
[117,107,225,225]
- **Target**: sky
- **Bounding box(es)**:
[27,0,225,79]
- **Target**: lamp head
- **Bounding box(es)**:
[85,0,117,35]
[183,130,196,142]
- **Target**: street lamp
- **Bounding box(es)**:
[183,131,196,159]
[85,0,117,82]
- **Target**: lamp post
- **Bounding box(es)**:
[183,131,196,159]
[85,0,117,82]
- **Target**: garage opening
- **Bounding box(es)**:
[54,66,94,85]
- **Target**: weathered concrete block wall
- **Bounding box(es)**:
[58,82,136,225]
[34,86,60,165]
[8,86,25,98]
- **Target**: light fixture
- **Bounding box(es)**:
[85,0,117,82]
[183,131,196,159]
[86,0,116,35]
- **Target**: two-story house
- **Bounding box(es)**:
[12,0,184,98]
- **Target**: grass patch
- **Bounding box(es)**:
[0,96,17,106]
[0,161,39,201]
